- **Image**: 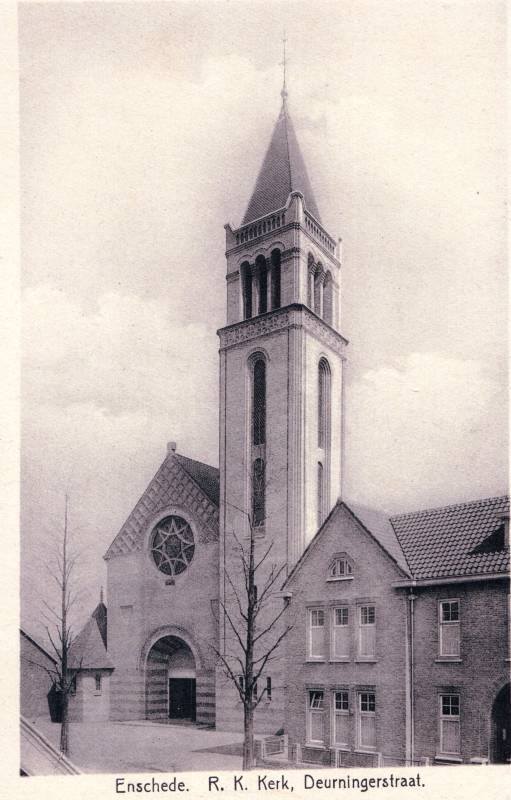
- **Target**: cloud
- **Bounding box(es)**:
[344,352,508,512]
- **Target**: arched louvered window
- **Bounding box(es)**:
[256,255,267,315]
[307,254,315,310]
[252,457,266,527]
[253,358,266,446]
[271,249,281,310]
[241,262,252,320]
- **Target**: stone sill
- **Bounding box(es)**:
[435,658,462,664]
[354,658,378,664]
[326,576,354,583]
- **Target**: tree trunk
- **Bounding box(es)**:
[243,701,254,770]
[59,690,69,755]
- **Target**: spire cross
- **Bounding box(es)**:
[280,31,288,100]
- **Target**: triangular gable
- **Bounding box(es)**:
[105,452,219,559]
[283,500,410,589]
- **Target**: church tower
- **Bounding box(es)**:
[216,84,348,731]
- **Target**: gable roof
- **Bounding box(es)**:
[242,98,322,225]
[390,495,510,581]
[175,454,220,507]
[105,450,219,559]
[68,608,113,670]
[20,628,57,665]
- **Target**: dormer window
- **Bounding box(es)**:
[327,555,353,581]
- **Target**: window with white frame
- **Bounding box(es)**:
[439,599,460,657]
[328,556,353,580]
[308,608,326,659]
[333,690,350,747]
[332,607,350,660]
[439,694,460,755]
[357,692,376,750]
[307,690,325,745]
[357,605,376,659]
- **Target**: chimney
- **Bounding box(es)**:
[167,441,177,455]
[500,512,510,548]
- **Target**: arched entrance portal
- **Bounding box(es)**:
[146,636,196,722]
[491,683,511,763]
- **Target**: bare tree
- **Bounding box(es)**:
[23,494,83,755]
[213,493,293,770]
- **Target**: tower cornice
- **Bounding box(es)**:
[217,303,348,356]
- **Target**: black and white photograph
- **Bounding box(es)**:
[6,0,509,793]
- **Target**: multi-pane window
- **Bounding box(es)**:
[358,605,376,659]
[307,690,325,744]
[357,692,376,750]
[332,607,350,660]
[439,694,460,755]
[252,458,265,526]
[308,608,326,659]
[333,691,350,746]
[439,599,460,657]
[329,557,353,579]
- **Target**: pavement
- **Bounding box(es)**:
[30,716,245,774]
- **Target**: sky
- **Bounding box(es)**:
[18,0,508,642]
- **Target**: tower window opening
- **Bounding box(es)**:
[317,461,324,528]
[252,457,266,527]
[314,265,324,317]
[252,359,266,446]
[271,249,281,310]
[241,262,252,320]
[307,254,315,310]
[256,256,268,315]
[318,357,331,449]
[323,271,333,326]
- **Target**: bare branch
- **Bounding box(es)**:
[253,603,290,645]
[224,570,248,623]
[218,598,247,656]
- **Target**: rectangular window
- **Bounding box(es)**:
[95,673,102,693]
[358,605,376,659]
[238,675,244,694]
[266,677,272,702]
[307,690,325,744]
[439,694,460,755]
[439,599,460,657]
[308,608,326,659]
[357,692,376,750]
[333,691,350,746]
[332,607,350,660]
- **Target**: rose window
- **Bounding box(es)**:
[150,515,195,576]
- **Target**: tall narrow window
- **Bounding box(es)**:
[318,358,331,448]
[317,462,324,527]
[256,255,267,315]
[439,599,460,658]
[314,266,324,316]
[357,692,376,750]
[439,694,460,755]
[332,607,350,660]
[333,691,350,746]
[308,608,325,660]
[271,249,281,309]
[307,254,315,310]
[253,359,266,446]
[241,262,252,320]
[307,690,325,744]
[358,605,376,659]
[252,458,265,526]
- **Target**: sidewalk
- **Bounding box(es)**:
[30,717,245,774]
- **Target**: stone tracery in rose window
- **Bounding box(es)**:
[150,515,195,576]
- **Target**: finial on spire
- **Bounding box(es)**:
[280,30,288,102]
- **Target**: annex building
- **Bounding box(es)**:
[69,85,510,765]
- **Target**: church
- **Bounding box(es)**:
[73,81,509,764]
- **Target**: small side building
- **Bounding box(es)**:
[20,629,57,720]
[68,598,114,722]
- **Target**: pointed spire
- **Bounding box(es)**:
[242,35,322,226]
